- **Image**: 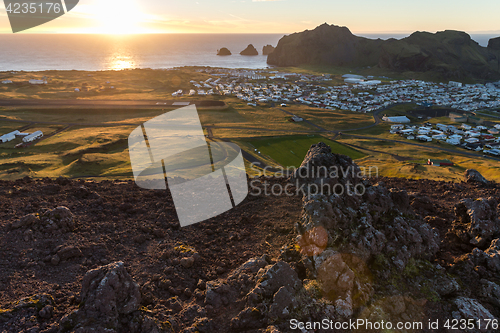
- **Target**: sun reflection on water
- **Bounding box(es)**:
[108,55,136,70]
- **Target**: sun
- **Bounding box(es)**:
[95,0,145,34]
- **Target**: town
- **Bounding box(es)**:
[389,122,500,156]
[172,68,500,114]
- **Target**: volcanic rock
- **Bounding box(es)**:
[240,44,258,56]
[262,44,275,55]
[217,47,231,56]
[58,261,160,333]
[453,297,496,322]
[290,142,440,312]
[488,37,500,51]
[465,169,490,185]
[268,23,500,80]
[453,197,499,247]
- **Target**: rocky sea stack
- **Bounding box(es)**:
[240,44,258,56]
[216,47,231,56]
[267,23,500,80]
[262,44,275,55]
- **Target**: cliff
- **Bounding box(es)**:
[262,44,275,55]
[267,23,500,80]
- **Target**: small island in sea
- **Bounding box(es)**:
[240,44,258,56]
[216,47,232,56]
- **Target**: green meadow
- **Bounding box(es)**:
[0,67,498,182]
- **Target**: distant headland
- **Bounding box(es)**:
[267,23,500,81]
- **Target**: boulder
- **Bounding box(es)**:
[453,297,496,322]
[262,44,275,55]
[217,47,231,56]
[12,206,77,233]
[453,197,499,247]
[59,261,160,333]
[11,213,38,229]
[240,44,258,56]
[0,294,55,327]
[479,279,500,307]
[467,239,500,273]
[464,169,490,185]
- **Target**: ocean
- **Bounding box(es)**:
[0,34,284,71]
[0,33,497,72]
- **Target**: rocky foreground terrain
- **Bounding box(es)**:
[1,142,500,332]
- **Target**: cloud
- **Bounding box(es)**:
[252,0,284,2]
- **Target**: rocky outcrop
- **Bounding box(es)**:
[11,206,76,236]
[0,294,55,331]
[465,169,491,185]
[452,197,499,247]
[59,262,160,333]
[453,297,496,323]
[216,47,231,56]
[268,23,500,80]
[240,44,258,56]
[467,239,500,274]
[488,37,500,51]
[290,142,440,314]
[262,44,275,55]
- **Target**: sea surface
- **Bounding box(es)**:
[0,33,498,72]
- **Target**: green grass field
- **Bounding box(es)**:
[0,67,498,183]
[239,135,366,168]
[338,138,500,182]
[286,105,375,130]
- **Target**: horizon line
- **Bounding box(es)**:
[0,30,498,35]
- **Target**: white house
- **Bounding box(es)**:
[417,135,432,142]
[29,79,47,85]
[436,124,448,131]
[465,131,481,137]
[383,116,411,123]
[344,78,364,84]
[449,81,463,88]
[22,131,43,143]
[446,138,461,145]
[464,137,480,144]
[391,124,405,130]
[432,134,447,140]
[0,130,20,143]
[342,74,365,79]
[0,134,15,143]
[2,80,12,84]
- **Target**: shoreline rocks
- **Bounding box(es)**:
[262,44,275,55]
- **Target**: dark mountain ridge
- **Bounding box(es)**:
[267,23,500,80]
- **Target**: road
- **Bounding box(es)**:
[1,100,498,168]
[341,133,500,162]
[277,107,328,132]
[0,99,225,108]
[476,111,500,119]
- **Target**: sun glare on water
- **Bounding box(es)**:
[95,0,146,34]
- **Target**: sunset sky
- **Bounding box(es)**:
[0,0,500,34]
